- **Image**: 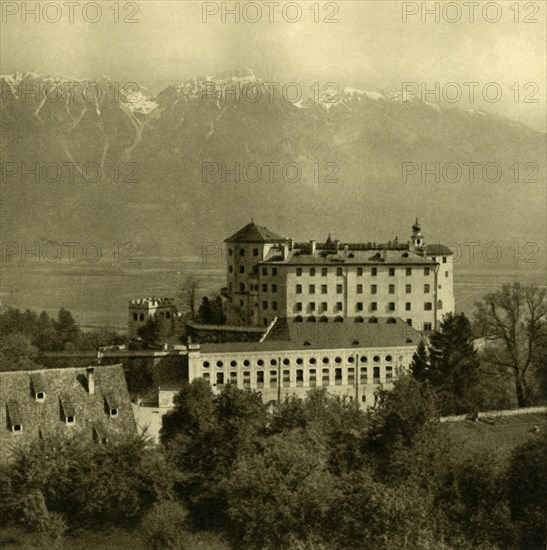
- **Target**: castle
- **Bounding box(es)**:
[223,219,454,331]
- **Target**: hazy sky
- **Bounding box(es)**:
[1,1,546,129]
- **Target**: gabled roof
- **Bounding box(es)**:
[225,222,286,243]
[0,365,137,462]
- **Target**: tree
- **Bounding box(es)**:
[179,275,199,320]
[137,318,162,349]
[409,340,430,383]
[0,332,39,371]
[197,296,213,324]
[474,283,547,407]
[53,307,81,351]
[141,500,189,550]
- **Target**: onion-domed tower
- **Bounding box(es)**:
[410,217,425,253]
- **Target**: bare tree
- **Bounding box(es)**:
[179,274,200,320]
[474,283,546,407]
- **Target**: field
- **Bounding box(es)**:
[443,412,547,462]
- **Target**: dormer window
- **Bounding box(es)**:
[66,415,75,424]
[12,423,23,433]
[110,408,119,418]
[7,401,23,434]
[60,396,75,425]
[36,392,45,402]
[32,374,46,402]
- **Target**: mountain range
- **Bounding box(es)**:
[1,69,545,261]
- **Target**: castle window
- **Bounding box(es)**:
[389,285,395,294]
[271,284,277,293]
[333,368,342,385]
[296,369,304,386]
[355,316,364,322]
[438,300,443,310]
[309,268,316,276]
[385,355,392,362]
[356,284,363,294]
[270,359,277,366]
[139,313,144,321]
[406,268,412,276]
[228,248,233,256]
[348,355,355,363]
[272,268,277,276]
[283,358,290,366]
[256,371,264,387]
[369,316,378,324]
[335,302,343,312]
[296,268,303,277]
[406,284,412,293]
[356,302,363,311]
[309,302,316,311]
[166,312,171,319]
[405,302,411,311]
[360,367,368,382]
[296,357,303,365]
[243,360,250,367]
[347,368,355,383]
[373,367,381,383]
[387,317,396,323]
[320,302,328,312]
[282,370,290,387]
[371,268,377,276]
[270,371,278,388]
[239,300,244,307]
[336,284,343,294]
[442,256,447,263]
[373,355,380,363]
[432,257,436,262]
[360,355,368,363]
[216,360,224,367]
[386,366,393,381]
[309,357,317,365]
[230,360,237,367]
[262,284,267,292]
[309,369,317,386]
[216,373,224,386]
[239,265,245,274]
[406,319,412,326]
[257,359,264,366]
[322,356,330,364]
[423,323,432,331]
[371,302,377,311]
[296,284,302,294]
[296,302,303,312]
[319,315,328,322]
[262,301,268,310]
[371,285,377,294]
[309,284,316,294]
[424,284,430,293]
[262,268,268,276]
[322,369,330,386]
[424,267,430,275]
[321,267,328,276]
[334,315,344,322]
[321,284,327,294]
[336,267,343,276]
[229,372,237,385]
[445,271,449,278]
[272,301,278,311]
[357,267,363,276]
[203,361,210,368]
[239,283,245,292]
[424,302,433,311]
[294,315,303,322]
[253,248,259,256]
[239,248,245,257]
[389,268,395,276]
[243,372,251,388]
[133,313,138,321]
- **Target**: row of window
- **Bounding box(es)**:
[288,301,439,313]
[294,266,437,277]
[294,283,440,295]
[202,354,398,369]
[228,247,262,257]
[203,366,395,387]
[132,311,172,322]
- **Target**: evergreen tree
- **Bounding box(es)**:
[197,297,212,324]
[410,340,430,383]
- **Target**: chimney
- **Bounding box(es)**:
[86,366,95,395]
[289,238,294,251]
[310,240,316,255]
[282,243,289,260]
[334,240,340,254]
[344,244,349,257]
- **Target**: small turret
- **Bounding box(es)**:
[410,217,425,252]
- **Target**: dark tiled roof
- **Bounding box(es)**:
[0,365,137,462]
[225,222,286,243]
[426,244,454,255]
[199,317,420,353]
[262,248,436,266]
